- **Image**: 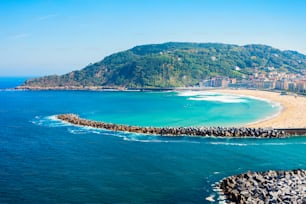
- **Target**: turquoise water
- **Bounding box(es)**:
[81,91,280,127]
[0,78,305,203]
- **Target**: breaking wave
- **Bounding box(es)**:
[188,95,247,103]
[30,115,68,127]
[176,91,248,103]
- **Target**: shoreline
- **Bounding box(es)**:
[212,89,306,128]
[14,86,306,128]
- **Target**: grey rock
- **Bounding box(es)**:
[56,114,289,138]
[218,169,306,204]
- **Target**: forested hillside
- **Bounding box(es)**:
[21,42,306,88]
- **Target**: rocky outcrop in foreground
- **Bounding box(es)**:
[57,114,288,138]
[218,169,306,204]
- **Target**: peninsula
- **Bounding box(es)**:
[17,42,306,90]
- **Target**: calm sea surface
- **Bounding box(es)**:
[0,77,305,203]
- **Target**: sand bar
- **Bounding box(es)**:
[213,89,306,128]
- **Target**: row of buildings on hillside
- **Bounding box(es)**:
[199,71,306,94]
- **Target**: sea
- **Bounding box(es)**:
[0,77,305,204]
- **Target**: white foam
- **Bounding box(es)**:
[176,91,251,103]
[176,91,285,109]
[176,91,216,97]
[262,142,306,146]
[212,188,222,192]
[209,141,306,146]
[211,183,227,203]
[122,135,202,143]
[77,128,204,143]
[262,142,288,146]
[188,95,247,103]
[210,142,248,146]
[123,137,169,143]
[205,195,215,202]
[30,115,69,127]
[68,128,88,134]
[218,196,227,202]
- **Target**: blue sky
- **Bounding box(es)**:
[1,0,306,76]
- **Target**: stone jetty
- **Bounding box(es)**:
[217,169,306,203]
[56,114,289,138]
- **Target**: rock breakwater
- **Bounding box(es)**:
[217,169,306,203]
[56,114,288,138]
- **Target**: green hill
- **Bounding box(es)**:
[21,42,306,88]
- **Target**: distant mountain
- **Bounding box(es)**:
[20,42,306,88]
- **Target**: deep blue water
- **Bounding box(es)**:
[0,77,33,89]
[0,78,305,203]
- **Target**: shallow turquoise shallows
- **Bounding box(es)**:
[0,78,305,204]
[79,90,281,127]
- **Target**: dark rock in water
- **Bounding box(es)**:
[56,114,290,138]
[217,169,306,204]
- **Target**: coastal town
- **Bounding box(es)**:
[200,69,306,94]
[2,0,306,203]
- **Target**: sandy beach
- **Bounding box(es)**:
[213,89,306,128]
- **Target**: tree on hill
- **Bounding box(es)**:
[22,42,306,88]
